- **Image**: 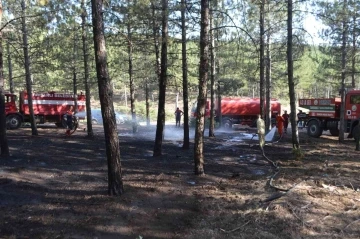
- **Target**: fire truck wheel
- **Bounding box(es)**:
[329,129,339,136]
[307,120,323,138]
[6,115,22,129]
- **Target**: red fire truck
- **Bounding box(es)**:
[299,89,360,138]
[5,91,85,129]
[191,97,281,128]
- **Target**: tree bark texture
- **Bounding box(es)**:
[339,0,348,143]
[21,0,38,136]
[91,0,124,196]
[72,19,78,113]
[265,1,272,132]
[181,0,190,149]
[194,0,209,175]
[287,0,300,149]
[0,1,10,156]
[81,0,93,137]
[146,81,150,127]
[259,0,265,118]
[127,16,137,134]
[153,0,168,157]
[151,3,161,81]
[6,40,13,94]
[209,4,216,138]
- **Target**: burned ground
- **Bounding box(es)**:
[0,123,359,239]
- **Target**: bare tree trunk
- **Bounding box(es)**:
[351,15,356,88]
[150,1,160,129]
[265,1,272,132]
[81,0,93,137]
[21,0,37,136]
[151,2,161,84]
[127,16,137,134]
[150,1,161,130]
[91,0,124,196]
[339,0,348,143]
[181,0,190,149]
[153,0,168,157]
[208,2,216,137]
[287,0,300,149]
[259,0,265,117]
[73,72,78,111]
[145,81,150,126]
[6,40,13,94]
[0,0,10,157]
[72,20,78,113]
[194,0,209,175]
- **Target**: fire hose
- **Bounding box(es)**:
[63,115,79,136]
[68,116,79,135]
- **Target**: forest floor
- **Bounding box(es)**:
[0,122,360,239]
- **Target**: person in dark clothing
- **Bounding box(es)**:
[65,106,74,136]
[282,110,290,133]
[174,107,183,127]
[297,110,307,129]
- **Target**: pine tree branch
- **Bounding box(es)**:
[0,12,46,32]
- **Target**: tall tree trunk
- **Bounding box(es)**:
[81,0,93,137]
[72,20,78,113]
[0,0,10,157]
[208,2,216,138]
[194,0,209,175]
[259,0,265,117]
[145,81,150,127]
[150,2,160,129]
[91,0,124,196]
[127,15,137,134]
[287,0,300,149]
[181,0,190,149]
[72,73,77,111]
[351,14,356,88]
[21,0,37,136]
[151,3,161,84]
[265,1,272,132]
[7,40,13,94]
[339,0,348,143]
[153,0,168,157]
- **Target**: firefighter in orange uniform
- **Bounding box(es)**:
[65,106,74,136]
[275,113,285,137]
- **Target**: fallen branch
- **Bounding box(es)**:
[349,182,355,191]
[219,220,251,233]
[307,190,316,198]
[343,218,360,231]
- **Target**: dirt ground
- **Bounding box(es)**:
[0,122,359,239]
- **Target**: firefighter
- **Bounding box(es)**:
[297,110,307,129]
[174,107,183,127]
[65,106,74,136]
[282,110,290,133]
[275,113,285,137]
